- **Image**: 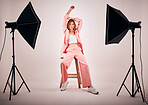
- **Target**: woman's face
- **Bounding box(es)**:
[69,22,75,30]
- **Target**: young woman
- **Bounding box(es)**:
[60,6,99,95]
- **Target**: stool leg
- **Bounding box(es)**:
[75,58,81,88]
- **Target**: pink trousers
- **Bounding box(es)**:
[60,44,92,88]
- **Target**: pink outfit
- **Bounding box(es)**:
[60,14,92,88]
[61,14,84,56]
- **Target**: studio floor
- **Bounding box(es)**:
[0,81,147,105]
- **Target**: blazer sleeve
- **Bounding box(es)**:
[63,14,69,33]
[75,17,82,33]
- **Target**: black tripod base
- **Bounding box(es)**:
[3,65,30,100]
[116,64,144,102]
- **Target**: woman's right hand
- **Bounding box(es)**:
[70,6,75,10]
[66,6,75,15]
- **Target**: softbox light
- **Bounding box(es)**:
[3,2,41,100]
[5,2,41,49]
[105,4,144,102]
[105,4,141,45]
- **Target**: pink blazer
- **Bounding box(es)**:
[61,14,84,56]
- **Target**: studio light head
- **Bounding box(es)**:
[129,21,141,29]
[105,4,141,45]
[5,22,17,29]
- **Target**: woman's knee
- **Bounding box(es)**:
[61,60,66,66]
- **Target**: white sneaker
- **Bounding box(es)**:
[60,81,69,91]
[88,86,99,95]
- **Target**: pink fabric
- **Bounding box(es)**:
[61,14,84,56]
[60,44,92,88]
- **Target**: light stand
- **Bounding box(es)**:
[116,27,144,102]
[3,28,30,100]
[105,4,145,102]
[2,2,41,100]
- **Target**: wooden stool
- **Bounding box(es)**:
[60,57,82,88]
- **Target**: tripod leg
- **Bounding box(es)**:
[9,68,14,100]
[3,67,13,93]
[134,74,139,94]
[13,66,16,95]
[131,66,135,97]
[134,69,145,102]
[116,65,132,96]
[15,66,30,92]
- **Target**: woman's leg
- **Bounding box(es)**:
[60,52,74,83]
[75,51,92,88]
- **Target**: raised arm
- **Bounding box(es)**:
[67,6,74,15]
[63,6,75,33]
[75,17,82,33]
